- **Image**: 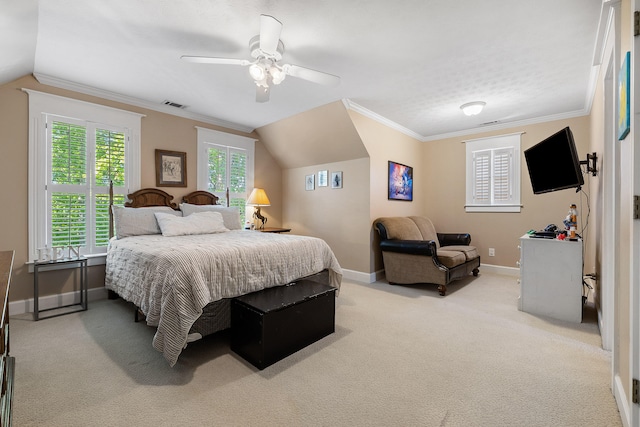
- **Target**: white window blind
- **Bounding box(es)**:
[465,133,522,213]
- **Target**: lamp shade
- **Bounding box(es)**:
[247,188,271,206]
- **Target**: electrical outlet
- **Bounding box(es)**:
[488,248,495,257]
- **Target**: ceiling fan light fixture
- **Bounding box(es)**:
[249,63,266,81]
[460,101,486,116]
[270,65,286,85]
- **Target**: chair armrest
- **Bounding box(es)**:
[437,233,471,246]
[380,239,436,256]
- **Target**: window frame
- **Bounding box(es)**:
[26,89,142,263]
[196,126,255,215]
[465,132,522,213]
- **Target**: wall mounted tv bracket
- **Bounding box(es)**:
[580,152,598,177]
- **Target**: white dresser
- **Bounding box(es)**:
[518,234,583,322]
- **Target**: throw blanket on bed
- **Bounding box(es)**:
[105,230,342,366]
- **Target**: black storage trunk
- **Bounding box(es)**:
[231,280,336,370]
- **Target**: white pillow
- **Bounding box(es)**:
[179,203,242,230]
[154,211,229,237]
[112,206,181,239]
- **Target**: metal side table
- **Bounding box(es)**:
[33,257,88,321]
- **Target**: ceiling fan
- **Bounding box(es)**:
[181,15,340,102]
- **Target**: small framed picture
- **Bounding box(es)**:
[318,170,328,187]
[305,174,315,191]
[155,149,187,187]
[331,171,343,189]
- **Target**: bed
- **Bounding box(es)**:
[105,188,342,366]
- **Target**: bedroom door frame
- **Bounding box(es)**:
[631,1,640,425]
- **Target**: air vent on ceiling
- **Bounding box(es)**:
[162,100,187,109]
[481,120,500,126]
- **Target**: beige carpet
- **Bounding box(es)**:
[10,273,621,426]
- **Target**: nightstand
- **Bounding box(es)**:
[33,257,88,321]
[258,227,291,233]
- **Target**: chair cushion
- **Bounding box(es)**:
[377,217,423,240]
[408,216,439,248]
[436,249,466,268]
[442,245,479,261]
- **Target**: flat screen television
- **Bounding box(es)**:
[524,127,584,194]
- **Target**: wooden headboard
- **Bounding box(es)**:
[125,188,178,209]
[182,190,220,206]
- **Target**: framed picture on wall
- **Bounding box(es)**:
[388,161,413,201]
[618,51,630,140]
[318,170,328,187]
[305,174,315,191]
[155,149,187,187]
[331,171,343,189]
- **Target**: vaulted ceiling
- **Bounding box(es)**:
[3,0,603,141]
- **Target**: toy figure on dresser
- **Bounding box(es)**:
[563,204,578,240]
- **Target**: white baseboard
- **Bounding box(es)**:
[10,287,108,316]
[480,263,520,277]
[341,268,379,283]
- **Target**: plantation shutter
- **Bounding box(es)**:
[94,128,126,247]
[205,144,248,222]
[473,150,491,204]
[206,146,227,194]
[465,132,521,213]
[50,121,88,247]
[493,148,512,202]
[48,118,128,252]
[197,127,255,227]
[229,148,247,215]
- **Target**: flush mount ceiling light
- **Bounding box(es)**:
[460,101,486,116]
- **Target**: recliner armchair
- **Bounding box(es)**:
[374,216,480,296]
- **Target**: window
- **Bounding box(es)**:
[196,127,255,225]
[465,132,522,212]
[26,90,142,261]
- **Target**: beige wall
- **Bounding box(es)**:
[256,101,368,169]
[0,74,278,302]
[283,158,371,274]
[348,111,426,273]
[422,116,593,271]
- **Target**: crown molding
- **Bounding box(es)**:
[32,73,255,134]
[342,99,424,141]
[343,98,589,143]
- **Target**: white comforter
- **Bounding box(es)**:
[105,230,343,366]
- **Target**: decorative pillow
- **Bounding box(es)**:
[112,206,181,239]
[179,203,242,230]
[154,211,229,237]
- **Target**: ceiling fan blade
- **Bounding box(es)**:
[259,15,283,55]
[285,64,341,87]
[256,85,270,103]
[181,56,250,66]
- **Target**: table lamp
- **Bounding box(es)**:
[247,188,271,229]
